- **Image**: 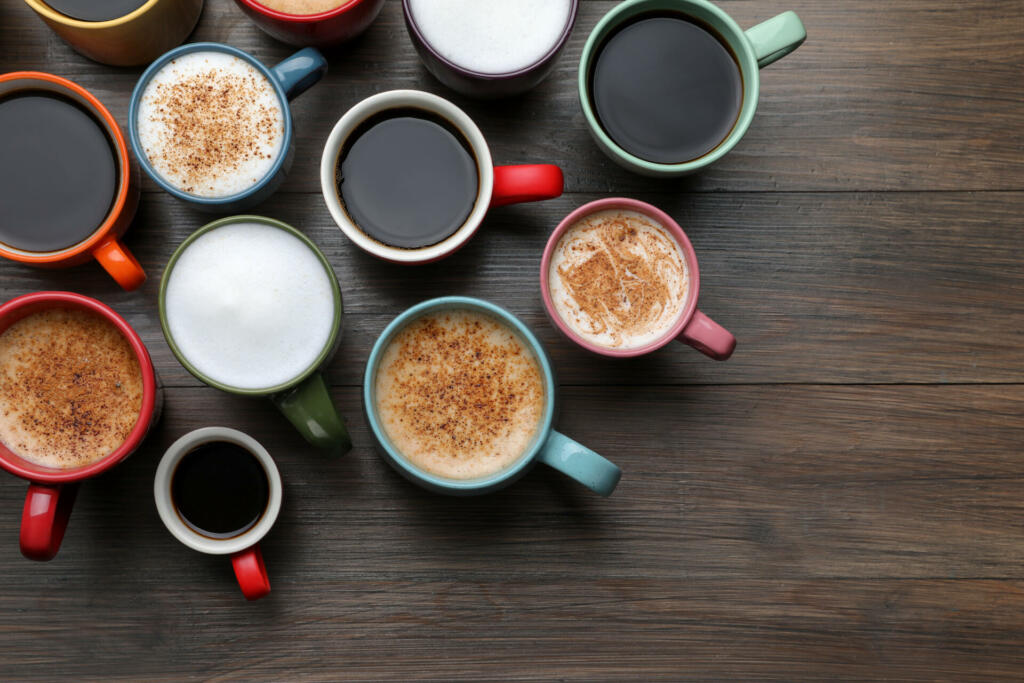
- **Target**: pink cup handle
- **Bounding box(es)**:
[20,482,78,561]
[677,310,736,360]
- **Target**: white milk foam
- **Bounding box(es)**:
[549,210,690,350]
[137,51,284,198]
[164,223,335,390]
[408,0,574,75]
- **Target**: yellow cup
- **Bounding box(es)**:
[23,0,204,67]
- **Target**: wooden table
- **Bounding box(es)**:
[1,0,1022,680]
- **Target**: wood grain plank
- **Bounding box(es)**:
[0,191,1019,386]
[1,0,1021,193]
[0,385,1023,680]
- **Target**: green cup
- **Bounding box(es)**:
[159,215,351,454]
[579,0,806,177]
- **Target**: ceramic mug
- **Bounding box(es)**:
[154,427,282,601]
[22,0,203,67]
[0,72,146,291]
[579,0,806,176]
[541,198,736,360]
[158,215,351,453]
[402,0,579,98]
[129,42,327,213]
[0,292,161,561]
[232,0,385,47]
[320,89,564,264]
[364,296,621,496]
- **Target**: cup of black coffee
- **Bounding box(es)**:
[579,0,806,176]
[320,89,564,264]
[0,71,146,290]
[154,427,282,601]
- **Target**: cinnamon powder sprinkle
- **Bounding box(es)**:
[552,211,688,348]
[141,59,283,196]
[0,309,143,469]
[374,311,545,480]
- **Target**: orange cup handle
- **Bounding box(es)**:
[92,236,146,291]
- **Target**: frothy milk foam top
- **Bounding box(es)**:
[408,0,574,75]
[549,210,690,350]
[137,51,284,198]
[164,223,335,390]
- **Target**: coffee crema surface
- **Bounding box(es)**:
[375,310,545,480]
[164,222,335,391]
[136,51,284,198]
[0,309,143,469]
[549,210,689,349]
[408,0,573,74]
[257,0,349,14]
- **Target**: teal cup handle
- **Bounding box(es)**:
[270,47,328,100]
[745,11,806,68]
[537,431,621,497]
[271,372,352,455]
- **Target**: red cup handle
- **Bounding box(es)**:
[20,482,78,561]
[678,310,736,360]
[490,164,564,207]
[232,545,271,601]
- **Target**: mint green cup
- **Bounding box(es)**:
[364,297,621,497]
[579,0,806,177]
[159,215,351,454]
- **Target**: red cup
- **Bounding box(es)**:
[541,198,736,360]
[232,0,385,47]
[0,292,161,561]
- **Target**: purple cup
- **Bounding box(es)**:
[402,0,579,99]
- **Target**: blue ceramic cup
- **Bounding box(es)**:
[364,297,622,497]
[128,42,326,212]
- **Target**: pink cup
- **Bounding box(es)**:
[540,198,736,360]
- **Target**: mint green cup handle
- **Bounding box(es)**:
[271,373,352,454]
[537,431,621,497]
[745,11,806,68]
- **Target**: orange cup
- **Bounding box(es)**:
[0,72,145,291]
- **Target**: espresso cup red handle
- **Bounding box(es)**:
[20,482,78,561]
[231,544,271,601]
[678,310,736,361]
[490,164,564,207]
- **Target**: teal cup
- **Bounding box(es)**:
[579,0,806,177]
[363,297,621,497]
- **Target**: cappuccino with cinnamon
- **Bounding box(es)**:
[374,310,545,480]
[548,210,690,350]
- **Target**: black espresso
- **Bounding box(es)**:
[590,13,743,164]
[0,91,118,253]
[42,0,148,22]
[171,442,269,540]
[336,108,478,249]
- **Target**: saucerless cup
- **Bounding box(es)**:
[0,292,161,561]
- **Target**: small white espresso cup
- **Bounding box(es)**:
[319,89,563,264]
[154,427,282,601]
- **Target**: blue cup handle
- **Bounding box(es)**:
[536,431,621,497]
[270,47,327,101]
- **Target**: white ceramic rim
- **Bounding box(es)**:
[153,426,282,555]
[319,89,494,263]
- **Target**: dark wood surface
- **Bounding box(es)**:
[1,0,1023,680]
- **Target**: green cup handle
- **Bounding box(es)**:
[271,373,352,454]
[537,431,621,497]
[745,11,806,68]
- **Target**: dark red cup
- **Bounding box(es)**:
[402,0,579,98]
[0,292,161,561]
[232,0,385,47]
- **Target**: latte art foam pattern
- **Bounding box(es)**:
[408,0,574,75]
[549,210,690,349]
[164,223,335,391]
[137,51,284,198]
